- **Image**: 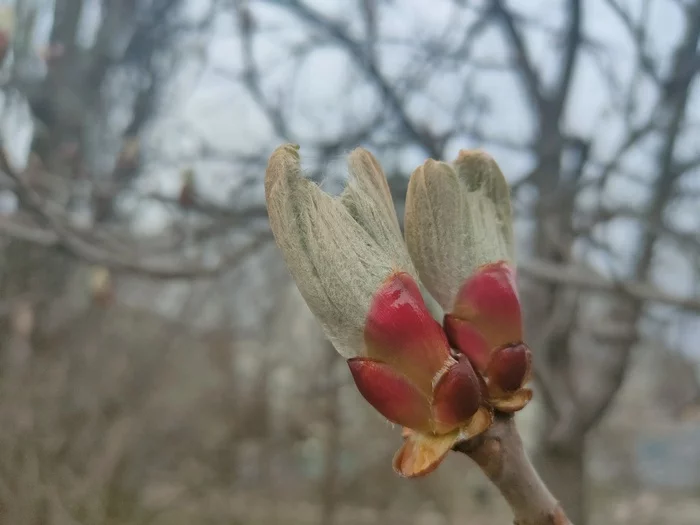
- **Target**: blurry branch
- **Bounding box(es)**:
[360,0,377,60]
[0,215,57,245]
[593,118,659,191]
[236,2,385,153]
[144,191,269,223]
[236,1,292,139]
[519,258,700,312]
[270,0,443,157]
[602,0,661,85]
[553,0,582,117]
[528,289,580,419]
[0,149,271,278]
[490,0,545,113]
[577,7,700,434]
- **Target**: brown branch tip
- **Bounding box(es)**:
[455,415,573,525]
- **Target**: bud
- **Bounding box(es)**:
[266,145,491,476]
[348,271,492,477]
[117,136,140,169]
[179,168,196,208]
[405,150,531,412]
[10,300,34,340]
[89,266,114,307]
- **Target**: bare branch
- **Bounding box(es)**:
[520,258,700,312]
[490,0,545,112]
[273,0,443,157]
[0,149,270,278]
[553,0,582,117]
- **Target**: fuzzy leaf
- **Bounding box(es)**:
[265,144,411,358]
[404,150,514,311]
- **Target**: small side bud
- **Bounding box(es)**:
[179,168,196,208]
[89,266,114,307]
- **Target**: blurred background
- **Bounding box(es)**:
[0,0,699,524]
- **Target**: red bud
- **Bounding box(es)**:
[431,357,482,433]
[348,357,432,433]
[364,272,451,395]
[443,314,491,372]
[451,261,522,349]
[487,343,532,393]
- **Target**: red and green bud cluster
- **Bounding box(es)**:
[350,263,530,477]
[444,261,532,412]
[349,271,494,476]
[265,144,531,479]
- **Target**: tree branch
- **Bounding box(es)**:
[576,7,700,432]
[490,0,545,113]
[519,258,700,312]
[455,415,572,525]
[276,0,443,157]
[0,148,270,279]
[552,0,582,117]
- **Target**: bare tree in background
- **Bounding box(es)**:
[220,1,700,523]
[0,2,280,522]
[1,0,270,282]
[1,1,700,524]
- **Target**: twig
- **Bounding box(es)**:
[518,258,700,311]
[490,0,545,113]
[0,148,271,279]
[275,0,443,157]
[455,415,573,525]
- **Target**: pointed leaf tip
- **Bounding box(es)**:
[453,149,511,205]
[342,147,408,265]
[264,143,301,201]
